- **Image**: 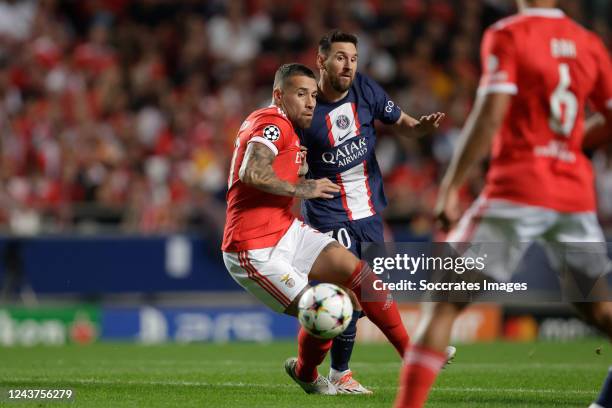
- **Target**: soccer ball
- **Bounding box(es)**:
[297,283,353,339]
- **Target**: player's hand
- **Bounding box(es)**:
[295,178,340,199]
[413,112,445,137]
[434,186,460,232]
[297,146,309,177]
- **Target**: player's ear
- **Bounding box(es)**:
[272,87,282,104]
[316,53,326,70]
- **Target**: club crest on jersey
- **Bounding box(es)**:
[280,273,295,288]
[335,114,350,130]
[263,125,280,141]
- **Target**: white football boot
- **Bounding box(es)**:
[328,369,373,395]
[284,357,337,395]
[444,345,457,368]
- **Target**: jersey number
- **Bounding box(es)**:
[324,228,352,249]
[336,228,352,249]
[548,63,578,136]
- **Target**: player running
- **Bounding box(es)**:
[221,63,409,395]
[394,1,612,407]
[298,30,446,394]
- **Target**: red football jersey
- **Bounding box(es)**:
[478,8,612,212]
[222,106,302,252]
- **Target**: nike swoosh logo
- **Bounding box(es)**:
[338,132,352,142]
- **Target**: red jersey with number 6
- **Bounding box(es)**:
[222,106,302,252]
[478,8,612,212]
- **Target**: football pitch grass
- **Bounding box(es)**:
[0,340,609,407]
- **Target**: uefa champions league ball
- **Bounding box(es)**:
[297,283,353,339]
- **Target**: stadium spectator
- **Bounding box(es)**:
[0,0,607,240]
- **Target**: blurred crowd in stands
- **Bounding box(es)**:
[0,0,610,239]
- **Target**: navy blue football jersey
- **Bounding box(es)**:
[298,72,401,227]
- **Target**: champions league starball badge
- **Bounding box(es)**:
[263,125,281,141]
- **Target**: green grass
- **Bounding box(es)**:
[0,340,609,407]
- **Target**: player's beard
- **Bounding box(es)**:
[297,114,313,129]
[329,73,352,93]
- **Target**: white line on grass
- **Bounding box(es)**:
[433,387,596,396]
[2,377,598,396]
[350,362,605,370]
[41,359,606,371]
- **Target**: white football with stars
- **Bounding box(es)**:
[297,283,353,339]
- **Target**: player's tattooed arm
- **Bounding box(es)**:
[239,143,295,196]
[239,143,340,199]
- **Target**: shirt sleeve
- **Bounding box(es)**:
[588,35,612,114]
[247,114,290,156]
[477,27,518,96]
[361,74,402,124]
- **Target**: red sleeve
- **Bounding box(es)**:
[588,35,612,114]
[478,27,518,96]
[247,113,291,156]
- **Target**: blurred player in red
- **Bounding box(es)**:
[394,0,612,407]
[221,63,409,395]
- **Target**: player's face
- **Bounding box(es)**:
[280,75,318,129]
[321,42,358,93]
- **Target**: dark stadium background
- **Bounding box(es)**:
[0,0,610,347]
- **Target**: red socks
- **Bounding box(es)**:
[295,327,333,382]
[344,261,409,356]
[394,345,446,408]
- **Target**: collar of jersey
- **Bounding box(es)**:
[268,104,288,118]
[317,91,351,106]
[521,8,565,18]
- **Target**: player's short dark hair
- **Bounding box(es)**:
[318,30,358,55]
[273,63,316,89]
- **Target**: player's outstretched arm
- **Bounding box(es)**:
[239,142,340,199]
[435,92,511,230]
[396,111,445,138]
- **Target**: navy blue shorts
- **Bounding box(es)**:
[310,214,383,257]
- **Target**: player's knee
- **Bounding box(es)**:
[333,257,361,287]
[578,301,612,338]
[434,302,465,319]
[311,241,359,284]
[336,250,360,281]
[591,302,612,335]
[284,286,310,317]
